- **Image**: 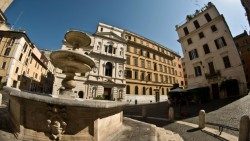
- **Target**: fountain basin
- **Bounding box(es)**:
[7,88,126,141]
[50,50,95,74]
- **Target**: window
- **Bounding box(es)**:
[13,81,17,88]
[193,20,200,29]
[100,27,103,32]
[134,70,138,79]
[19,53,23,61]
[149,87,152,95]
[15,67,19,73]
[199,32,205,39]
[154,63,157,71]
[204,13,212,22]
[141,59,145,68]
[23,43,28,52]
[126,56,130,65]
[141,72,145,81]
[187,38,192,45]
[223,56,231,68]
[203,44,210,54]
[108,45,112,53]
[153,54,156,59]
[135,86,138,95]
[162,88,164,95]
[143,87,146,95]
[125,69,132,78]
[154,73,158,82]
[189,49,199,60]
[1,62,6,69]
[147,61,151,69]
[147,73,151,81]
[214,37,227,49]
[147,51,150,58]
[211,25,217,32]
[140,49,143,56]
[105,62,113,76]
[8,38,16,46]
[113,48,116,54]
[0,76,2,82]
[183,27,189,35]
[134,57,138,66]
[4,48,11,56]
[194,66,202,76]
[208,62,215,74]
[126,85,130,94]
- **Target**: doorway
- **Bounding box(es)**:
[211,83,219,99]
[104,88,112,100]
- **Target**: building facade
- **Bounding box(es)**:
[123,30,184,103]
[53,23,126,100]
[0,0,13,13]
[234,30,250,89]
[0,30,54,93]
[241,0,250,26]
[176,2,247,99]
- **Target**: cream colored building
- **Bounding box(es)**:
[53,23,126,100]
[123,30,184,103]
[0,0,13,13]
[0,30,54,93]
[176,2,247,99]
[0,11,10,30]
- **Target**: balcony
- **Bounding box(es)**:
[205,70,221,80]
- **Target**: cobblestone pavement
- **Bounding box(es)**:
[182,94,250,136]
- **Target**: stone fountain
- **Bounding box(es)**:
[4,30,127,141]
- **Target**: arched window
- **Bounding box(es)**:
[4,48,11,56]
[143,87,146,95]
[149,87,152,95]
[105,62,113,76]
[126,85,130,94]
[78,91,84,98]
[162,88,164,95]
[135,86,138,95]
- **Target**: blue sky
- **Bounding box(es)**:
[5,0,249,55]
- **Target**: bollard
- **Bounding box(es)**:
[239,115,249,141]
[199,110,205,129]
[142,106,146,118]
[169,107,174,121]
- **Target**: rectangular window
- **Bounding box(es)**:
[223,56,231,68]
[154,63,157,71]
[199,32,205,39]
[189,49,199,60]
[204,13,212,22]
[208,62,215,74]
[141,59,145,68]
[1,62,6,69]
[134,70,138,80]
[147,61,151,69]
[8,38,16,46]
[4,48,11,56]
[0,76,2,82]
[108,45,112,53]
[211,25,217,32]
[105,45,108,52]
[193,20,200,29]
[194,66,202,76]
[134,58,138,66]
[183,27,189,35]
[23,43,28,52]
[154,73,158,82]
[141,72,145,81]
[214,37,227,49]
[19,53,23,61]
[147,52,150,58]
[113,48,116,54]
[125,69,132,79]
[203,44,210,54]
[187,38,193,45]
[126,56,130,65]
[15,67,19,73]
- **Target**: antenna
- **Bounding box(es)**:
[11,11,23,29]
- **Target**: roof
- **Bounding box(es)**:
[234,30,248,40]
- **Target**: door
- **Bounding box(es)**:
[104,88,112,100]
[211,83,219,99]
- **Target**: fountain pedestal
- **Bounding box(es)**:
[8,89,126,141]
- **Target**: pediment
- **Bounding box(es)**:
[95,32,126,42]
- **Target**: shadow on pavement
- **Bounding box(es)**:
[201,130,229,141]
[186,128,200,132]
